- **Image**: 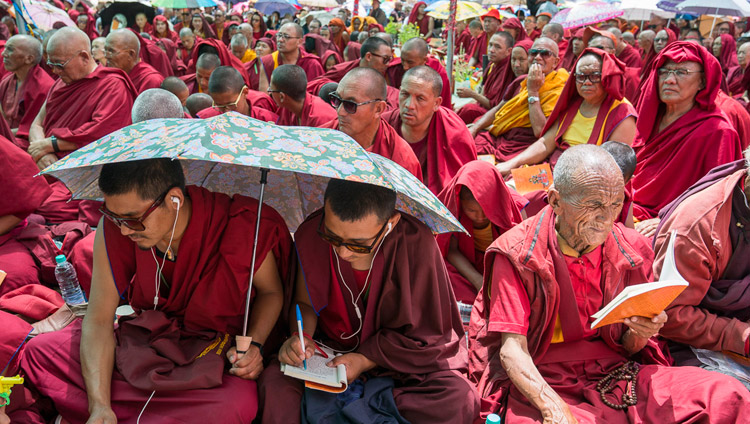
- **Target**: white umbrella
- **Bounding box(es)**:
[298,0,338,7]
[21,0,75,31]
[618,0,675,21]
[308,10,335,25]
[674,0,750,34]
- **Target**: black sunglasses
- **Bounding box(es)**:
[317,212,389,254]
[329,93,382,114]
[574,72,602,84]
[528,48,553,58]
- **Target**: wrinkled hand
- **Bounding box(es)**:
[542,401,578,424]
[624,311,667,340]
[527,63,545,97]
[227,345,264,380]
[455,87,474,99]
[634,218,660,238]
[86,405,117,424]
[36,154,57,171]
[326,352,376,383]
[278,334,315,368]
[495,161,514,177]
[28,138,52,162]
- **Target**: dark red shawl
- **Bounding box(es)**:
[385,56,452,108]
[501,18,528,43]
[559,27,584,71]
[717,33,739,75]
[617,43,642,69]
[188,38,251,86]
[190,14,217,39]
[151,15,180,44]
[128,61,164,93]
[640,28,676,77]
[130,29,172,77]
[320,50,342,71]
[726,65,744,97]
[276,92,338,127]
[306,59,359,95]
[0,135,51,220]
[346,42,361,61]
[468,31,488,62]
[455,29,472,55]
[156,38,187,77]
[408,2,431,37]
[0,64,54,140]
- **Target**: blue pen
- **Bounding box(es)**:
[296,304,307,370]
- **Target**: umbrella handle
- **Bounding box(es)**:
[235,335,253,355]
[241,168,270,338]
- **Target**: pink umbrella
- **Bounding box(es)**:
[22,0,75,31]
[550,1,624,29]
[231,1,252,14]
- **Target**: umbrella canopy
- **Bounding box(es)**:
[426,1,487,22]
[151,0,218,8]
[308,10,335,26]
[21,0,74,31]
[298,0,338,7]
[673,0,750,17]
[41,112,465,235]
[254,0,300,16]
[618,0,675,21]
[99,0,156,34]
[550,1,624,29]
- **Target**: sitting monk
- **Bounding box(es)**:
[437,160,525,304]
[608,27,642,69]
[632,42,741,236]
[21,158,293,422]
[258,179,479,423]
[27,27,136,225]
[307,37,400,111]
[320,68,422,180]
[382,66,476,195]
[456,31,515,125]
[384,38,452,108]
[468,144,750,422]
[186,93,213,118]
[471,37,568,162]
[230,33,256,63]
[104,29,163,94]
[258,23,323,92]
[182,52,221,94]
[585,30,640,104]
[601,140,637,228]
[160,75,189,108]
[270,64,337,127]
[652,154,750,387]
[495,48,637,175]
[198,66,279,122]
[0,35,54,147]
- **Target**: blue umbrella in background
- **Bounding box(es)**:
[254,0,300,16]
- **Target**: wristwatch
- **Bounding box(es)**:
[50,135,59,153]
[528,96,540,105]
[250,340,264,356]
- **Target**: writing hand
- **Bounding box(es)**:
[36,154,57,171]
[624,311,667,339]
[326,352,376,383]
[278,335,315,368]
[227,345,264,380]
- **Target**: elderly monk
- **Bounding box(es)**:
[637,29,655,64]
[541,23,567,59]
[28,27,136,225]
[468,9,502,68]
[652,156,750,387]
[0,35,53,147]
[177,28,197,64]
[105,30,163,94]
[91,36,107,66]
[632,42,741,236]
[161,75,189,108]
[21,158,293,423]
[384,38,452,108]
[436,160,525,304]
[198,66,278,122]
[713,33,739,77]
[230,33,256,64]
[320,68,422,180]
[131,88,185,122]
[607,27,642,69]
[457,31,515,124]
[259,23,323,92]
[258,179,479,423]
[586,33,640,103]
[183,39,253,93]
[496,48,637,175]
[726,41,750,97]
[472,37,568,162]
[383,66,476,195]
[468,144,750,422]
[270,64,337,127]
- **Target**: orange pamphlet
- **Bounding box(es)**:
[0,270,5,288]
[511,164,552,195]
[280,344,348,393]
[591,231,688,329]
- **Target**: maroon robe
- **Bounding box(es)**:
[21,186,293,423]
[151,15,180,44]
[559,28,584,71]
[407,2,431,37]
[156,38,187,77]
[455,29,472,55]
[130,29,172,78]
[436,161,525,303]
[633,42,741,220]
[383,106,476,195]
[468,31,488,63]
[616,43,642,69]
[127,61,164,93]
[717,33,739,76]
[307,60,400,112]
[469,206,750,421]
[726,65,744,97]
[345,41,361,61]
[258,211,479,423]
[187,38,251,86]
[320,118,423,181]
[261,48,324,85]
[275,92,337,127]
[457,57,512,124]
[717,90,750,150]
[385,56,452,108]
[0,64,54,142]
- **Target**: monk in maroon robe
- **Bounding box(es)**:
[436,161,525,303]
[632,42,741,226]
[717,90,750,150]
[584,32,641,104]
[0,35,54,147]
[609,27,642,69]
[27,28,136,226]
[260,23,323,91]
[455,26,473,55]
[269,64,337,127]
[469,145,750,422]
[468,9,501,67]
[130,30,172,78]
[383,66,475,195]
[184,38,252,91]
[258,179,479,423]
[320,67,422,180]
[21,159,293,423]
[714,33,739,77]
[385,38,451,108]
[199,66,278,122]
[558,28,584,72]
[105,30,163,94]
[151,15,179,44]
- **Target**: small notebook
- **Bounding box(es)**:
[590,231,688,329]
[511,164,553,195]
[280,344,348,393]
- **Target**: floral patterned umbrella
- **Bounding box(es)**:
[550,1,624,29]
[41,111,465,235]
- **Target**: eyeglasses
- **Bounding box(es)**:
[528,48,553,59]
[369,51,393,64]
[657,68,703,79]
[212,86,246,111]
[329,93,382,114]
[317,212,389,254]
[266,88,283,95]
[276,33,300,41]
[104,48,127,58]
[574,72,602,84]
[46,50,86,70]
[99,187,174,231]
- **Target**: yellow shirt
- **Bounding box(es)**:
[561,110,597,147]
[241,49,257,64]
[473,223,494,253]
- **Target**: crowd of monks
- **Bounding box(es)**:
[2,2,750,423]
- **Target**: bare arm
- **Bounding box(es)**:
[27,101,46,144]
[469,102,503,138]
[526,64,548,138]
[499,333,578,424]
[427,17,435,36]
[607,116,637,146]
[445,236,483,291]
[496,123,558,176]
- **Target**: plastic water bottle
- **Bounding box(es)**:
[486,413,501,424]
[54,254,86,305]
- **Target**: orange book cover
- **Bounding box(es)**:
[0,270,5,288]
[511,164,553,195]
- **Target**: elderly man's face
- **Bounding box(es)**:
[658,59,704,107]
[181,35,195,50]
[571,38,584,56]
[653,30,669,53]
[575,55,606,104]
[77,15,88,31]
[91,38,106,64]
[588,37,615,55]
[738,42,750,68]
[48,44,90,84]
[529,39,558,74]
[308,21,321,34]
[255,41,272,56]
[104,36,136,72]
[638,33,653,52]
[276,25,301,54]
[511,46,529,77]
[398,76,440,129]
[712,37,722,58]
[483,16,500,34]
[400,48,426,70]
[231,43,247,60]
[3,38,31,72]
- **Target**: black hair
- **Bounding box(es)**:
[324,179,397,223]
[99,158,185,200]
[271,64,307,101]
[360,36,389,59]
[601,141,637,181]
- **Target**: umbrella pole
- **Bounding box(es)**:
[710,9,718,36]
[236,168,270,356]
[446,0,458,93]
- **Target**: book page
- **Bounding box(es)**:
[280,345,347,391]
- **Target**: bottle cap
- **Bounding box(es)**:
[486,414,501,424]
[55,254,67,264]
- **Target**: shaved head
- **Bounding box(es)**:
[132,89,184,122]
[47,27,95,83]
[196,53,221,71]
[553,145,622,202]
[48,26,91,55]
[4,35,43,73]
[532,37,559,56]
[541,23,564,41]
[281,22,303,38]
[341,67,387,100]
[270,64,307,102]
[107,29,140,56]
[186,93,213,117]
[208,66,245,94]
[160,76,189,106]
[601,141,637,182]
[401,37,428,57]
[403,65,442,96]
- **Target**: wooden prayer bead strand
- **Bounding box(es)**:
[596,361,640,410]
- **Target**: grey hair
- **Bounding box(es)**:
[131,89,184,123]
[230,33,248,48]
[179,28,194,38]
[553,145,622,200]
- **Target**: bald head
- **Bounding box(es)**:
[107,29,140,56]
[553,145,622,201]
[270,64,307,102]
[403,65,442,97]
[47,27,95,83]
[185,93,213,117]
[341,67,387,100]
[601,141,637,182]
[532,37,559,56]
[160,76,189,106]
[622,31,635,46]
[541,23,564,42]
[208,66,245,95]
[105,29,140,72]
[401,37,428,57]
[132,89,184,122]
[375,32,393,47]
[48,26,91,55]
[196,53,221,71]
[280,22,303,38]
[4,35,43,74]
[588,35,616,54]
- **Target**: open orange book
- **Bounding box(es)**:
[280,344,348,393]
[591,231,688,329]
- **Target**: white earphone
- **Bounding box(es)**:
[150,195,181,309]
[172,196,180,207]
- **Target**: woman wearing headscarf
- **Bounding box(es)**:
[496,48,638,175]
[712,33,739,76]
[500,17,528,43]
[320,49,342,72]
[327,18,349,55]
[407,2,434,37]
[632,42,741,233]
[250,11,267,42]
[558,27,584,71]
[151,15,179,44]
[348,16,363,33]
[190,13,216,39]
